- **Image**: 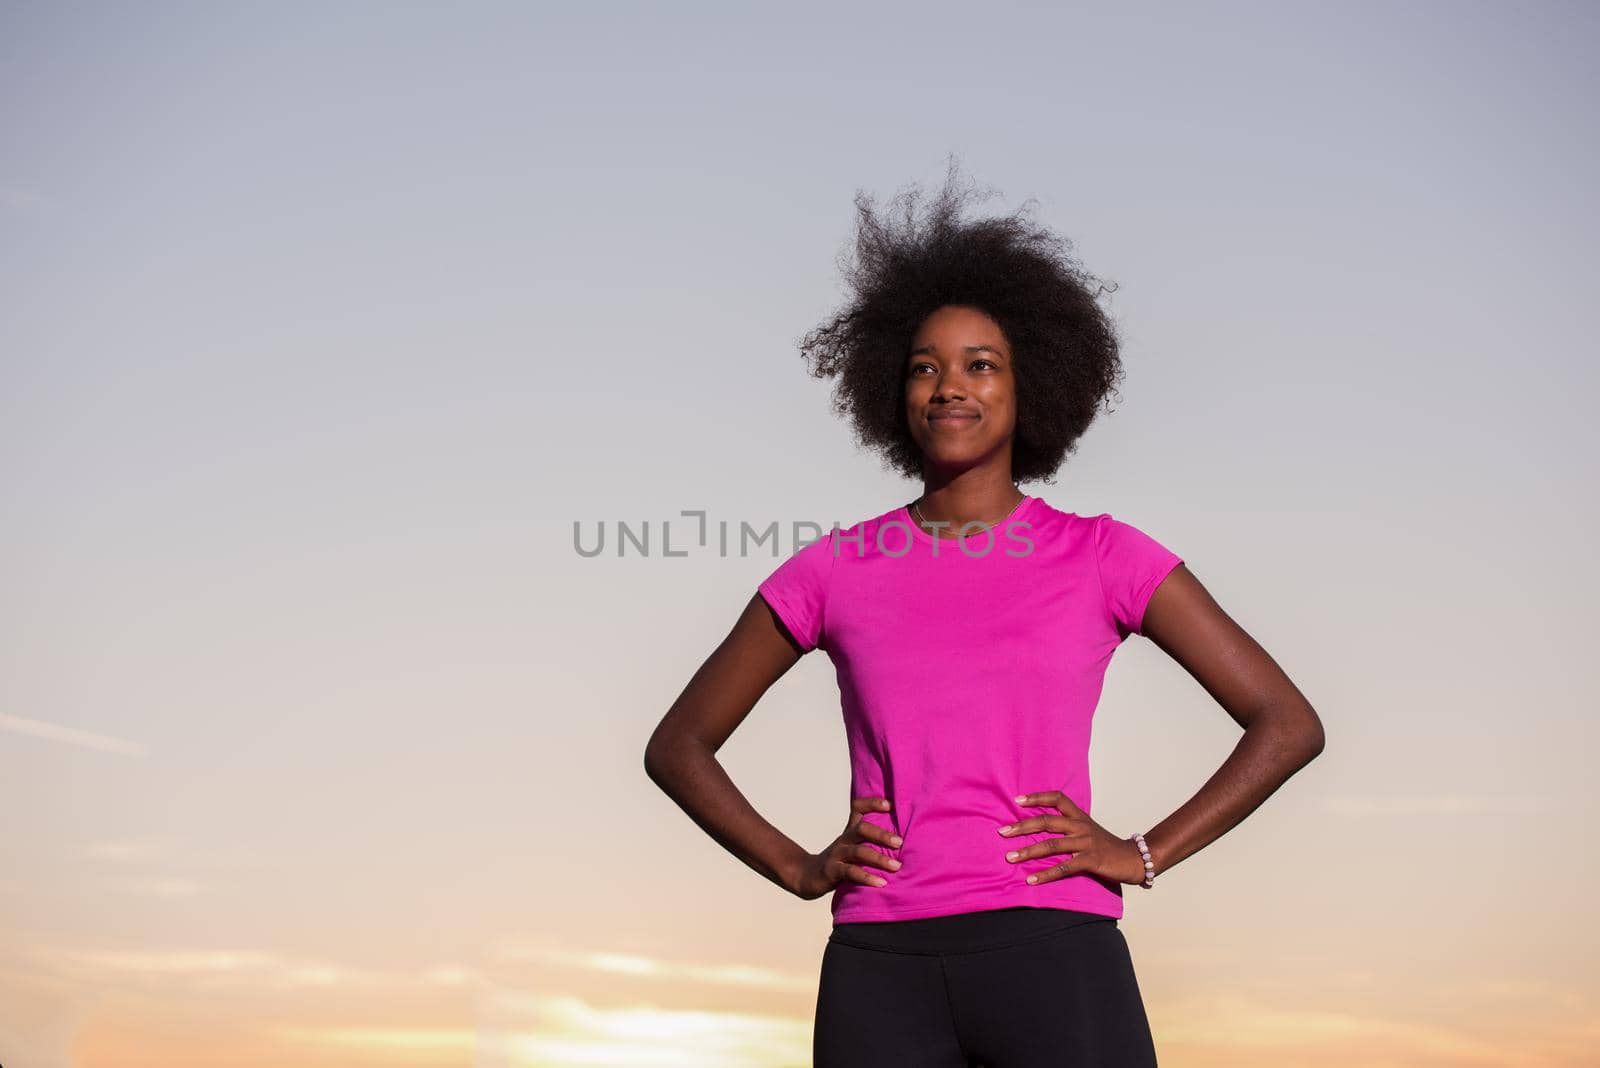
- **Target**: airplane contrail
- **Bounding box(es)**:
[0,712,146,755]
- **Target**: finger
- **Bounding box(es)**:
[1024,855,1084,886]
[854,821,904,849]
[851,796,892,814]
[835,860,888,888]
[997,814,1071,837]
[1011,783,1075,808]
[1049,790,1085,815]
[1001,838,1064,864]
[1003,833,1091,864]
[851,842,902,873]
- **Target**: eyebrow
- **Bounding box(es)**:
[908,344,1005,357]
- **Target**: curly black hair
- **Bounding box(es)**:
[797,157,1125,486]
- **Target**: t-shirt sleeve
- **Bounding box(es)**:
[1093,513,1184,640]
[756,531,835,653]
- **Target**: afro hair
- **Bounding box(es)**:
[797,157,1126,485]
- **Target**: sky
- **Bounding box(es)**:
[2,2,1597,1065]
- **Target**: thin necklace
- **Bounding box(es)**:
[911,491,1027,536]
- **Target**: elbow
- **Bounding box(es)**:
[1255,700,1325,766]
[643,726,665,778]
[1295,707,1326,764]
[643,729,691,785]
[643,736,671,784]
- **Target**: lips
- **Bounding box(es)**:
[928,410,979,425]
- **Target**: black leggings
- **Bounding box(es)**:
[815,906,1158,1068]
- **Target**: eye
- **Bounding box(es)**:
[972,358,997,370]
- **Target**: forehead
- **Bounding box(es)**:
[915,303,998,342]
[909,306,1010,354]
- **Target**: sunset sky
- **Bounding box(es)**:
[3,3,1597,1066]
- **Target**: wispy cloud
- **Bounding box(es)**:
[108,877,205,899]
[0,713,145,755]
[86,838,176,862]
[276,1026,474,1053]
[84,836,269,870]
[39,948,384,990]
[48,949,280,976]
[35,945,480,994]
[421,966,476,986]
[495,945,814,993]
[1425,976,1594,1015]
[84,838,243,898]
[279,989,812,1068]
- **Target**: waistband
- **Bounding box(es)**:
[827,906,1115,956]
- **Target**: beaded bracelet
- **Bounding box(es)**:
[1130,832,1156,888]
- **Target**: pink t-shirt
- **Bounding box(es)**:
[756,495,1183,924]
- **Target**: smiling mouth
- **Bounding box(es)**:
[928,413,979,427]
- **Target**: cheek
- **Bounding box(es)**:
[982,401,1016,434]
[904,393,932,427]
[978,381,1014,410]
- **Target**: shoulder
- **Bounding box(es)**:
[1090,511,1179,554]
[1087,510,1185,637]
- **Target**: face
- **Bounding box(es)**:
[904,304,1017,476]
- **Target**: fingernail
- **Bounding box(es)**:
[997,825,1013,835]
[1026,875,1038,885]
[1005,851,1019,862]
[888,858,901,869]
[1014,795,1027,803]
[890,836,903,847]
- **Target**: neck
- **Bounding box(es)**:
[912,476,1026,530]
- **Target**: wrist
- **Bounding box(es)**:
[1128,832,1156,888]
[777,844,813,895]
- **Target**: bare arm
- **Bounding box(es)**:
[643,594,896,898]
[1133,563,1327,879]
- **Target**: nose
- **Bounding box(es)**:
[932,372,967,402]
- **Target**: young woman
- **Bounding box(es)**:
[644,165,1326,1067]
